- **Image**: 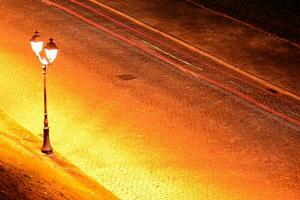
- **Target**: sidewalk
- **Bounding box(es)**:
[94,0,300,98]
[0,110,117,200]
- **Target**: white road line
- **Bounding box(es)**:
[142,40,204,71]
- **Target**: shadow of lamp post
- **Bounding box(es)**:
[30,31,58,155]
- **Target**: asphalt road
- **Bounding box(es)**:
[0,0,299,199]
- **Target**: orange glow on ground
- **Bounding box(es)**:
[0,46,293,199]
[0,1,299,199]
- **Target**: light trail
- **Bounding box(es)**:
[88,0,300,102]
[42,0,300,128]
[68,0,297,102]
[142,40,204,71]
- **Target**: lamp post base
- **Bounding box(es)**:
[41,127,53,155]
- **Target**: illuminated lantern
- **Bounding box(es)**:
[45,38,58,63]
[30,31,44,55]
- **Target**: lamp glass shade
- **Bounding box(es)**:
[45,49,58,63]
[30,31,43,55]
[30,41,44,55]
[45,38,58,63]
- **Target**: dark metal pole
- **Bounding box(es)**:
[41,65,53,155]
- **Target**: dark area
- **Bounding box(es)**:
[190,0,300,43]
[0,161,67,200]
[0,162,36,200]
[117,73,136,80]
[267,88,278,94]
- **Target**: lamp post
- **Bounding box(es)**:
[30,31,58,155]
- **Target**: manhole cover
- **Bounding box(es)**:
[117,73,136,81]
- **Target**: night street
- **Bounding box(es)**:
[0,0,299,199]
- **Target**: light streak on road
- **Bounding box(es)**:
[142,40,204,71]
[65,0,299,104]
[88,0,300,102]
[43,0,300,128]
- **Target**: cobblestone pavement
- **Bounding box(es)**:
[0,0,299,200]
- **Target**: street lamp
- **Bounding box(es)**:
[30,31,58,155]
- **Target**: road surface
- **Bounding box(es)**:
[0,0,299,199]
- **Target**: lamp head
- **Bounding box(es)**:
[30,31,43,55]
[45,38,58,63]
